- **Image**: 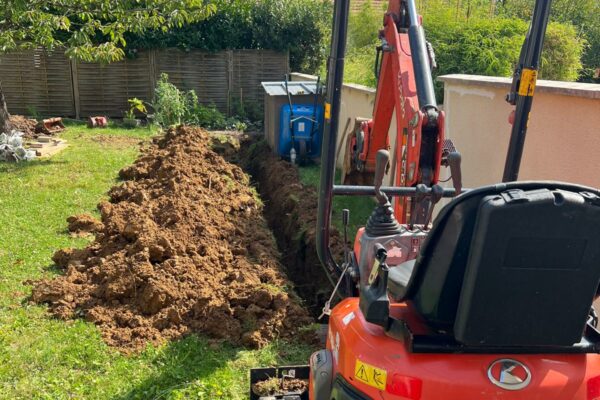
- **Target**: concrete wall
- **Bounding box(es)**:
[440,74,600,188]
[292,72,600,189]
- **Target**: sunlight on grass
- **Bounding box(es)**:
[298,164,375,242]
[0,123,312,400]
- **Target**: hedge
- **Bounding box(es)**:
[126,0,332,74]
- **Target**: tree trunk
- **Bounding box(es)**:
[0,86,11,133]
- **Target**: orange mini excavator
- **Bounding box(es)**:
[250,0,600,399]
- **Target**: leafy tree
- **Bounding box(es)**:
[0,0,216,63]
[0,0,216,132]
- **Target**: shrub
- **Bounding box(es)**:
[541,22,584,81]
[127,0,332,74]
[497,0,599,82]
[348,1,383,49]
[341,0,586,97]
[344,46,379,88]
[152,73,247,130]
[152,74,187,127]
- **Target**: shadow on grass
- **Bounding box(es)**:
[113,334,314,400]
[113,336,242,400]
[0,158,68,173]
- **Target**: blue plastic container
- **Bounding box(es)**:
[278,104,324,159]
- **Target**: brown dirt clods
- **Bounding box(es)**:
[30,126,311,352]
[9,115,38,138]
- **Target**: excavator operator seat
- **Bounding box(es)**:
[388,182,600,348]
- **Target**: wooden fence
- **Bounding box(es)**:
[0,48,289,118]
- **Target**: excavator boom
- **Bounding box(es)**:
[342,0,454,225]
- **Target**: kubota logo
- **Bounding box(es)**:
[487,359,531,391]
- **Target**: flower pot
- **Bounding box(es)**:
[123,118,139,128]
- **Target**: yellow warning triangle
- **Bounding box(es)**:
[357,365,368,381]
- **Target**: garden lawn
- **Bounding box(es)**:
[0,123,312,400]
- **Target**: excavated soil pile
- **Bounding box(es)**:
[9,115,37,137]
[30,126,311,351]
[242,141,343,317]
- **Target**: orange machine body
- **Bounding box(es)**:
[311,298,600,399]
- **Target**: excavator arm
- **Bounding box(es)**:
[342,0,459,224]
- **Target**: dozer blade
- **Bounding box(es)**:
[36,117,65,135]
[250,365,310,400]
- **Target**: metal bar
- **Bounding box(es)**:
[406,0,438,112]
[317,0,350,285]
[503,0,552,182]
[333,185,462,197]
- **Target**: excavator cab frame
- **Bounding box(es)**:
[251,0,600,399]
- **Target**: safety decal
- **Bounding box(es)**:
[368,259,381,285]
[518,68,538,97]
[324,102,332,120]
[354,359,387,391]
[342,311,355,326]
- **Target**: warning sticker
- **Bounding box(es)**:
[368,259,380,285]
[518,68,538,97]
[354,359,387,390]
[324,102,331,120]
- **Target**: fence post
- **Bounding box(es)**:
[227,50,234,116]
[149,49,157,94]
[70,59,81,119]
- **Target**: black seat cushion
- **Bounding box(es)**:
[399,182,600,346]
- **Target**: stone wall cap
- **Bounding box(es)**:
[438,74,600,99]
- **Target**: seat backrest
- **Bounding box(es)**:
[403,182,600,347]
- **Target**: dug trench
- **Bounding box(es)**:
[29,126,338,354]
[236,140,343,318]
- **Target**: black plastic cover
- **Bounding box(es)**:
[454,188,600,346]
[401,182,600,348]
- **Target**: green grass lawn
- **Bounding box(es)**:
[298,164,374,242]
[0,123,312,400]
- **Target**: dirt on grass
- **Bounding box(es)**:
[30,126,312,352]
[90,135,144,147]
[9,115,37,138]
[67,214,104,237]
[252,377,308,397]
[242,141,343,317]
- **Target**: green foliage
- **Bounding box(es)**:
[344,47,379,88]
[125,98,148,120]
[152,73,247,130]
[425,16,526,97]
[348,1,383,49]
[128,0,332,74]
[498,0,600,82]
[0,1,215,63]
[342,0,586,97]
[152,74,188,127]
[541,22,584,82]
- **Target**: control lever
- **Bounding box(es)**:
[409,184,429,229]
[423,184,444,228]
[441,139,463,196]
[374,149,390,205]
[447,152,462,195]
